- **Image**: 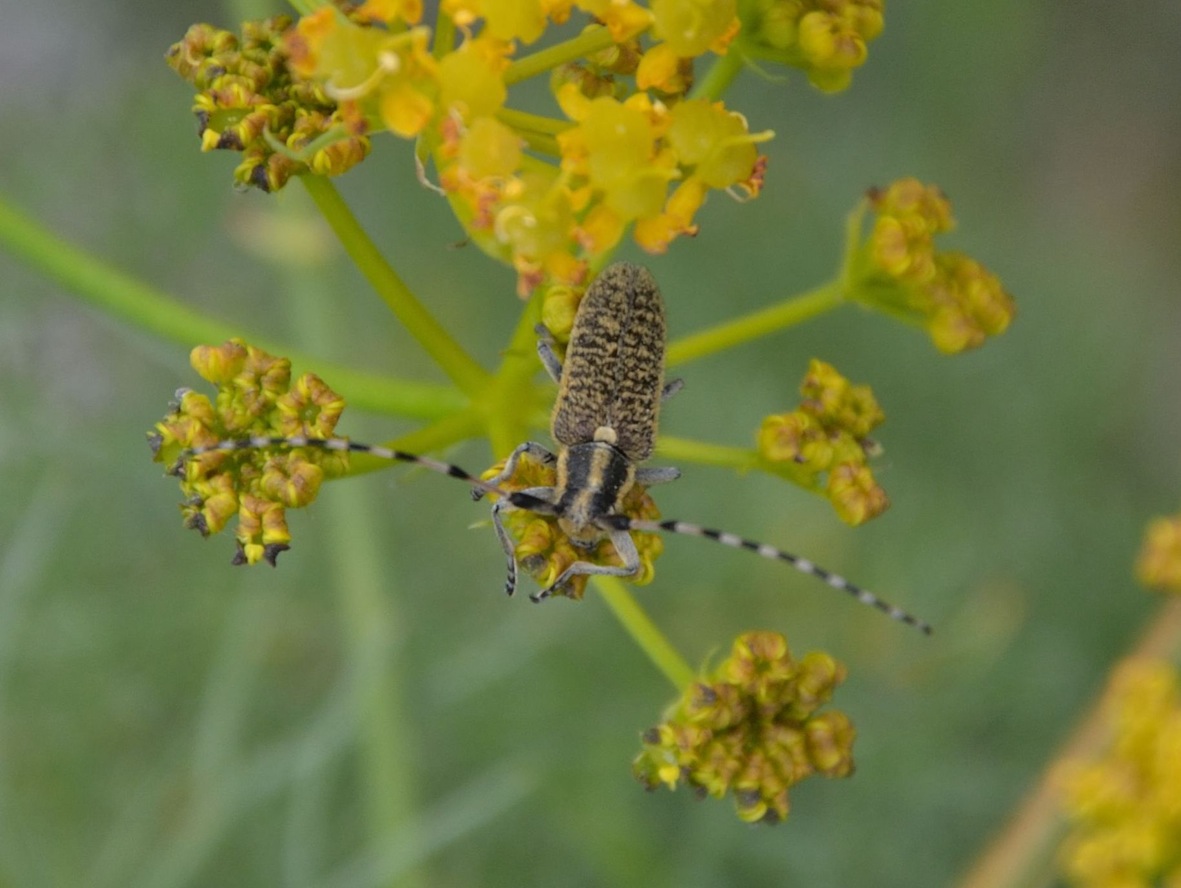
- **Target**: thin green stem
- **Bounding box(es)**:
[738,43,799,68]
[655,437,824,498]
[0,193,460,418]
[496,108,570,137]
[504,25,617,86]
[497,108,567,156]
[654,436,760,472]
[431,10,457,59]
[513,128,562,158]
[300,176,490,397]
[665,278,845,367]
[689,46,746,101]
[595,577,696,691]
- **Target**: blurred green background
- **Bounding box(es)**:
[2,1,1180,886]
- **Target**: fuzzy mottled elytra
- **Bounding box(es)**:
[552,263,666,462]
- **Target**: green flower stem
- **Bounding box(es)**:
[431,10,457,59]
[496,108,570,137]
[327,374,465,421]
[485,291,548,458]
[504,25,616,86]
[0,193,459,418]
[665,279,845,368]
[301,176,490,398]
[654,436,760,472]
[497,108,566,156]
[595,576,696,691]
[510,128,561,158]
[738,43,798,68]
[842,196,868,267]
[657,437,824,497]
[689,45,747,102]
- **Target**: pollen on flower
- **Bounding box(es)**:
[479,448,663,599]
[757,359,888,525]
[148,339,349,565]
[633,631,854,823]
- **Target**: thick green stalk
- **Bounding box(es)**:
[0,193,459,418]
[690,46,746,101]
[301,176,490,397]
[496,108,566,156]
[496,108,570,137]
[430,10,457,59]
[595,577,695,690]
[654,436,760,472]
[665,279,844,367]
[504,25,616,86]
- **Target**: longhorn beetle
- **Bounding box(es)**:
[172,263,932,634]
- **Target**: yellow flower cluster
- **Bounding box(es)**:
[1057,658,1181,888]
[147,340,348,566]
[277,2,769,292]
[633,631,854,823]
[757,359,888,525]
[1135,513,1181,594]
[850,178,1016,353]
[749,0,884,91]
[479,448,663,599]
[166,18,370,192]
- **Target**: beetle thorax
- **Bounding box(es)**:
[555,440,635,545]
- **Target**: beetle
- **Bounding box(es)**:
[166,263,931,633]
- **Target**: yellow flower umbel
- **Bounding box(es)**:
[147,340,348,566]
[208,1,774,293]
[757,359,888,525]
[1057,658,1181,887]
[479,447,664,600]
[845,177,1016,353]
[634,631,854,823]
[166,17,371,192]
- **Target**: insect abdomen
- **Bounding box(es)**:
[551,263,666,462]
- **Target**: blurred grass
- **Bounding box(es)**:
[1,1,1180,886]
